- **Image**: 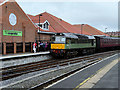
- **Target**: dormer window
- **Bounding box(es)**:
[38,24,42,28]
[36,20,50,31]
[44,22,49,29]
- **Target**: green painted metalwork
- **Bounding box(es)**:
[65,43,96,49]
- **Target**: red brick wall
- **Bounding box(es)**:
[36,33,51,42]
[1,1,36,43]
[0,5,2,43]
[40,34,51,41]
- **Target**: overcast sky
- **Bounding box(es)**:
[16,0,118,32]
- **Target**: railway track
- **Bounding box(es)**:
[0,50,118,81]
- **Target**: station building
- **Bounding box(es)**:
[28,12,108,43]
[0,0,108,55]
[73,24,108,36]
[0,0,37,55]
[28,12,90,43]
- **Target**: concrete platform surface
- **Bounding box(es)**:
[92,62,119,88]
[46,53,119,89]
[0,51,50,60]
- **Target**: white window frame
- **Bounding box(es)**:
[36,20,50,31]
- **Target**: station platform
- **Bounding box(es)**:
[92,62,118,88]
[0,51,50,60]
[80,58,119,89]
[47,53,119,89]
[0,51,51,69]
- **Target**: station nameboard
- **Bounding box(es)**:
[3,30,22,36]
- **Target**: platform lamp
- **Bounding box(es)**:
[105,28,107,36]
[105,28,107,33]
[38,14,42,42]
[81,24,84,34]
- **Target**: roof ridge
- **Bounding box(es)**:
[41,14,58,32]
[14,1,37,29]
[86,24,104,34]
[72,24,92,35]
[0,0,9,6]
[46,13,69,33]
[0,0,37,29]
[74,24,104,35]
[86,24,109,36]
[41,13,59,33]
[74,25,91,35]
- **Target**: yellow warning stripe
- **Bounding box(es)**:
[73,58,119,90]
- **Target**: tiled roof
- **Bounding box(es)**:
[73,24,109,36]
[28,12,90,35]
[1,1,109,36]
[0,0,5,4]
[0,0,37,29]
[28,12,108,36]
[0,0,12,6]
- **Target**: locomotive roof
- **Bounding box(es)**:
[63,33,78,39]
[55,33,95,39]
[75,33,95,39]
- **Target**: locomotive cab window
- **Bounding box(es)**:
[54,36,66,43]
[51,37,55,43]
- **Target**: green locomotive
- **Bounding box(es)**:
[50,33,96,57]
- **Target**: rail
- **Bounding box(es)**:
[0,50,117,81]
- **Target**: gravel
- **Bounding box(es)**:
[1,61,88,89]
[0,53,118,89]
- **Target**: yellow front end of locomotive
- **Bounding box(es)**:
[51,44,65,49]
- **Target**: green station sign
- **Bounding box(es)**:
[3,30,22,36]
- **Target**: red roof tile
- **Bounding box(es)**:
[47,12,90,35]
[28,14,57,33]
[73,24,109,36]
[28,12,90,35]
[0,0,5,4]
[28,12,108,36]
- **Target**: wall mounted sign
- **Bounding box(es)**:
[9,13,17,26]
[3,30,22,36]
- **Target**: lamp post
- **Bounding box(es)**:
[38,14,42,42]
[105,28,107,33]
[81,24,84,34]
[105,28,107,36]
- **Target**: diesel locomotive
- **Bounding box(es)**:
[50,33,120,57]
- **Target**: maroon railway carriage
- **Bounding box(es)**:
[95,36,120,51]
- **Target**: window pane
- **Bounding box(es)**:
[61,37,65,42]
[55,37,60,42]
